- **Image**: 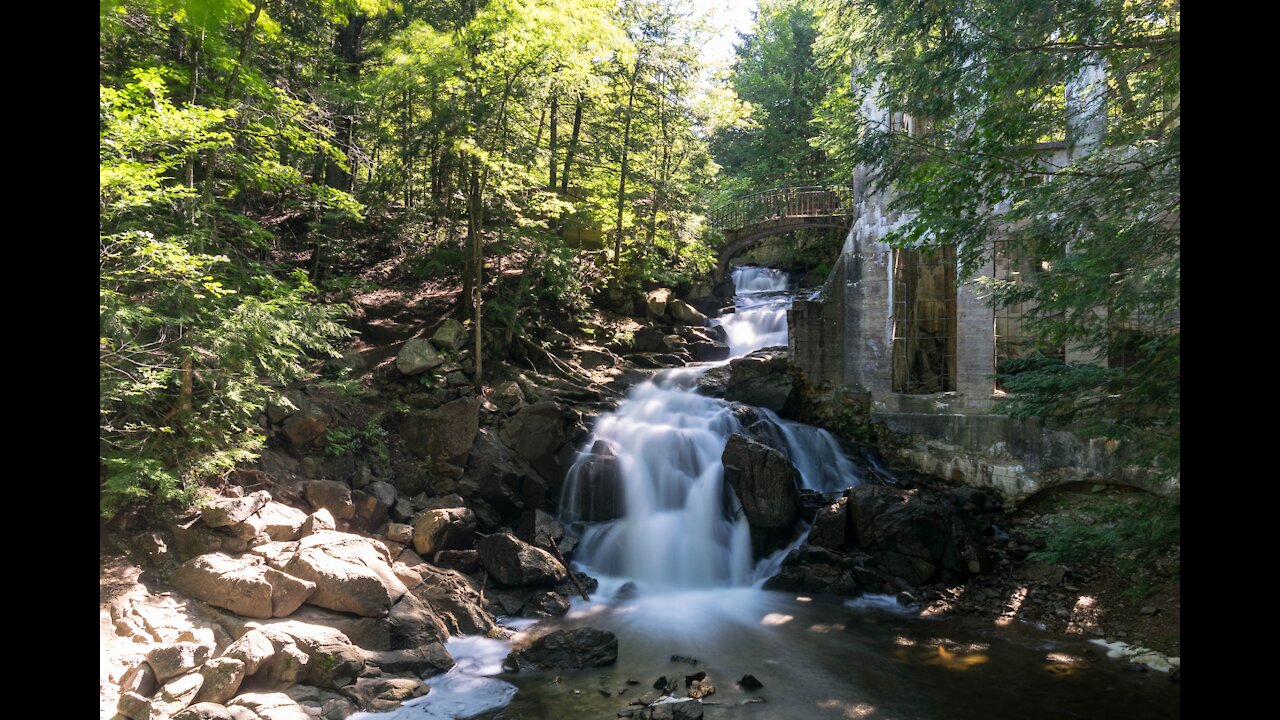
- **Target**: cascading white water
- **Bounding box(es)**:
[560,266,861,591]
[715,266,793,356]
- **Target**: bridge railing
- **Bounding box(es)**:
[709,185,857,231]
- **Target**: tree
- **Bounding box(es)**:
[812,0,1180,475]
[100,68,350,517]
[712,0,836,192]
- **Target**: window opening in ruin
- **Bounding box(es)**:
[992,239,1065,392]
[891,245,957,393]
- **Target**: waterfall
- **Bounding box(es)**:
[559,266,862,591]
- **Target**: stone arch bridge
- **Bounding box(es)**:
[709,185,856,278]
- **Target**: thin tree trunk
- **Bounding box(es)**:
[614,59,642,268]
[548,91,558,190]
[402,90,412,208]
[202,1,265,203]
[183,27,204,222]
[560,93,583,194]
[534,106,546,159]
[326,13,366,192]
[469,160,484,389]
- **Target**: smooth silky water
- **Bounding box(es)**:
[356,267,1179,719]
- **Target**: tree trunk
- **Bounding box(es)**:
[560,93,583,194]
[468,160,484,389]
[614,59,642,268]
[548,91,558,190]
[183,27,204,222]
[326,13,366,192]
[202,1,265,204]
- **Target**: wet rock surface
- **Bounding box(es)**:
[504,627,619,671]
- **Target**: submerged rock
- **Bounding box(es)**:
[504,627,619,670]
[737,674,763,691]
[639,696,703,720]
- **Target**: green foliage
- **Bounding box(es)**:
[100,61,352,520]
[100,456,193,521]
[1026,495,1180,596]
[323,414,389,461]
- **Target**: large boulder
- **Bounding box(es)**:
[515,509,575,554]
[499,401,582,488]
[301,481,355,521]
[631,326,668,353]
[722,434,800,529]
[282,685,359,720]
[402,396,482,461]
[395,339,445,376]
[201,491,272,528]
[412,507,477,556]
[646,288,673,318]
[669,300,708,326]
[246,620,367,689]
[230,692,311,720]
[687,340,731,362]
[221,629,275,676]
[809,497,849,550]
[406,565,496,637]
[172,703,257,720]
[285,531,408,617]
[463,428,550,520]
[430,318,469,351]
[194,658,246,705]
[149,672,205,719]
[170,553,316,619]
[256,502,309,542]
[845,486,990,585]
[282,407,331,447]
[477,533,566,587]
[723,349,800,417]
[146,642,212,682]
[340,676,429,713]
[504,627,618,671]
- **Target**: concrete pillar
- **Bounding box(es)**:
[955,253,996,408]
[843,231,894,396]
[1065,54,1108,160]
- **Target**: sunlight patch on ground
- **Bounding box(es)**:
[1043,651,1084,676]
[817,699,877,718]
[995,586,1028,627]
[1066,594,1100,634]
[921,585,964,617]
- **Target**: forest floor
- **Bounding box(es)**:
[923,485,1180,665]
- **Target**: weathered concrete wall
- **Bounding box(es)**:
[870,408,1177,505]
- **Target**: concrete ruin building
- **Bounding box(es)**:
[783,53,1177,504]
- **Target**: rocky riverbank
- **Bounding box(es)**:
[99,282,744,720]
